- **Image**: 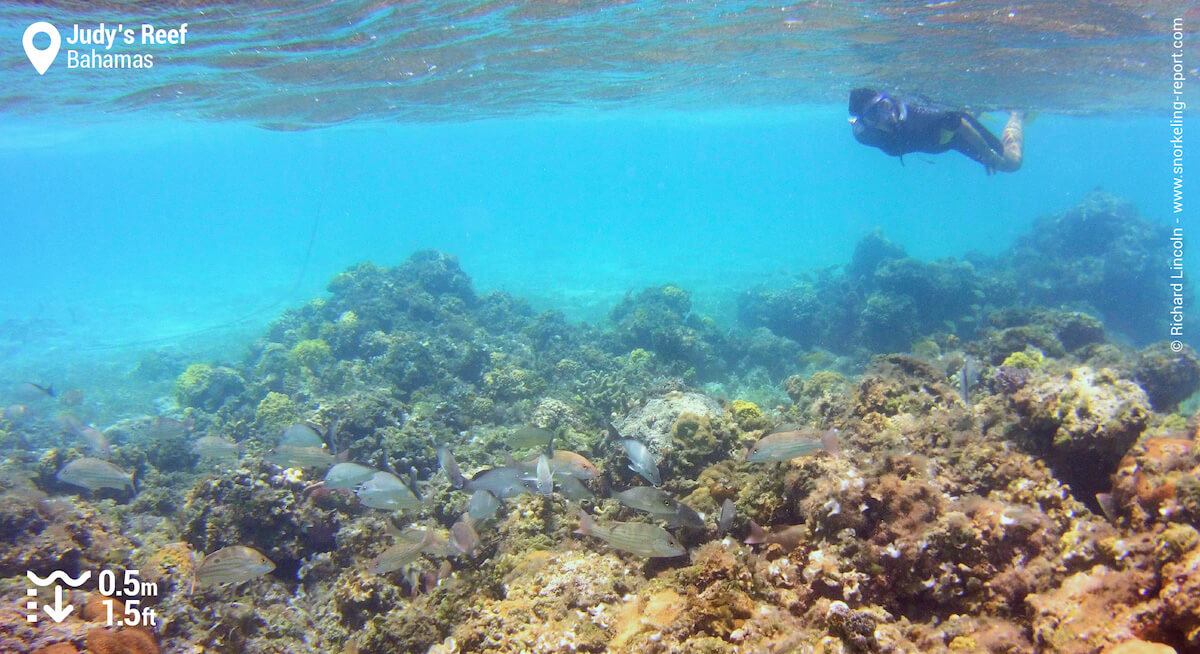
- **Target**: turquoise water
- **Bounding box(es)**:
[0,111,1176,404]
[3,3,1199,653]
[0,0,1189,405]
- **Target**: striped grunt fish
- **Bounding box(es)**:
[574,509,685,558]
[195,545,274,585]
[745,427,839,463]
[56,457,134,493]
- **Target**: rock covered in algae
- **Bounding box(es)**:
[174,363,245,412]
[179,461,344,575]
[613,390,738,482]
[615,391,723,457]
[1134,342,1200,411]
[1106,436,1199,530]
[1011,366,1150,496]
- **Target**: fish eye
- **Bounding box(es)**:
[662,500,671,507]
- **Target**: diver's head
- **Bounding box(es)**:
[848,88,906,132]
[848,88,878,117]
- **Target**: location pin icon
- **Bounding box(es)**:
[23,22,61,75]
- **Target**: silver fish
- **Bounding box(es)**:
[536,454,553,496]
[56,457,133,493]
[149,416,190,438]
[508,425,555,450]
[3,404,31,423]
[463,466,530,500]
[618,439,660,486]
[717,499,736,535]
[437,445,464,489]
[959,356,979,408]
[745,427,838,463]
[357,471,422,510]
[613,487,703,529]
[468,490,501,522]
[268,445,335,470]
[20,382,55,400]
[192,435,239,461]
[75,425,111,459]
[371,531,433,574]
[575,510,685,558]
[558,475,594,502]
[450,513,480,556]
[323,462,377,490]
[279,423,324,448]
[388,524,456,557]
[195,545,274,585]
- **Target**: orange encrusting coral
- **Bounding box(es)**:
[85,626,160,654]
[30,644,81,654]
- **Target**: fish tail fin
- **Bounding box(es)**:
[438,446,466,489]
[418,529,435,552]
[504,452,518,468]
[605,421,621,440]
[822,428,841,458]
[744,520,766,545]
[405,466,424,501]
[1095,493,1117,522]
[574,509,596,536]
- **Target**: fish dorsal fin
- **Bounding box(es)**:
[745,520,767,544]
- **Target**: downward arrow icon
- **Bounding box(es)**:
[42,586,73,623]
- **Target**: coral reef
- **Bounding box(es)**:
[4,193,1197,654]
[1010,366,1150,499]
[1004,191,1177,344]
[1134,342,1200,411]
[174,364,245,412]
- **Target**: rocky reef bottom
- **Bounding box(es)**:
[3,193,1199,653]
[4,352,1200,654]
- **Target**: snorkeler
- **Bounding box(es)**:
[847,88,1024,174]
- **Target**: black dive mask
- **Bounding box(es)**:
[861,93,907,132]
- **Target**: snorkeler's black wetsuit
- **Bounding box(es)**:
[850,94,1005,167]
